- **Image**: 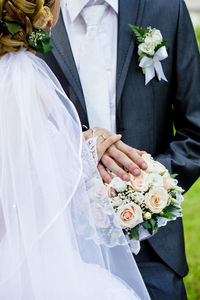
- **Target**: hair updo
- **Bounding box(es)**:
[0,0,54,56]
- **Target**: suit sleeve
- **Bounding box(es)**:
[155,0,200,191]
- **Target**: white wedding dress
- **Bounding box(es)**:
[0,50,150,300]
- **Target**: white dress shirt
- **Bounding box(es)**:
[61,0,118,132]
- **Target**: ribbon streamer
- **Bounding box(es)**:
[139,46,168,85]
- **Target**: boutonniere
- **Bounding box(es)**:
[129,25,168,85]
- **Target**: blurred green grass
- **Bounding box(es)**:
[195,27,200,50]
[183,27,200,300]
[183,179,200,299]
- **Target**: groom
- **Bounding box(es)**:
[40,0,200,298]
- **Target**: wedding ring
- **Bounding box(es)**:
[91,128,96,138]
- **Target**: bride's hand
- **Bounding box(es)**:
[96,134,121,162]
[83,127,121,163]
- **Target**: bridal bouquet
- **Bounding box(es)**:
[105,154,184,254]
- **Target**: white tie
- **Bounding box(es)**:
[79,4,112,130]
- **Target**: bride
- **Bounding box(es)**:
[0,0,150,299]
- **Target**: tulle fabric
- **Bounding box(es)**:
[0,50,150,300]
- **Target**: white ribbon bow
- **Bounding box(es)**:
[139,46,168,85]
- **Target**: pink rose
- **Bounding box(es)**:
[92,206,110,228]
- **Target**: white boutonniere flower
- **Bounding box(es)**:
[129,25,168,85]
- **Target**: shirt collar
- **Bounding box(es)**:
[65,0,118,22]
[106,0,118,14]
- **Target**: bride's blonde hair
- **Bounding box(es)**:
[0,0,54,56]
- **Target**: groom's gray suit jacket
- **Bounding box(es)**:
[39,0,200,278]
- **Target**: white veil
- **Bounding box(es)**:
[0,50,150,300]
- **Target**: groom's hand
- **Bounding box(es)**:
[98,140,148,184]
[84,127,147,184]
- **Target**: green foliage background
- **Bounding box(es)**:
[195,27,200,50]
[183,178,200,299]
[183,27,200,300]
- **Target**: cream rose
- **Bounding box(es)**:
[141,154,155,173]
[130,171,149,192]
[153,161,167,174]
[145,187,169,214]
[163,173,176,191]
[117,203,143,229]
[142,154,167,174]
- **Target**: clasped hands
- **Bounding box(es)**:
[84,127,148,183]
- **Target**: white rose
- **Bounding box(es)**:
[110,177,127,193]
[151,29,163,46]
[117,203,143,229]
[152,161,167,174]
[138,42,155,56]
[163,173,177,191]
[142,154,167,174]
[145,187,169,214]
[148,173,163,187]
[141,154,155,173]
[130,171,149,192]
[132,192,145,205]
[92,205,110,228]
[111,196,124,207]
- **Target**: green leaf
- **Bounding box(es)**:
[129,226,139,240]
[159,171,166,176]
[145,217,158,235]
[5,22,21,35]
[162,204,179,219]
[129,24,146,44]
[162,211,176,219]
[174,187,185,194]
[150,218,158,230]
[142,67,146,75]
[169,198,180,206]
[155,39,168,52]
[138,52,146,62]
[170,173,179,179]
[164,204,180,213]
[170,191,177,198]
[142,220,151,230]
[142,216,158,235]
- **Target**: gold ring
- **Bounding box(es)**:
[91,128,96,138]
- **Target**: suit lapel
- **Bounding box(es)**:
[116,0,146,107]
[51,13,87,112]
